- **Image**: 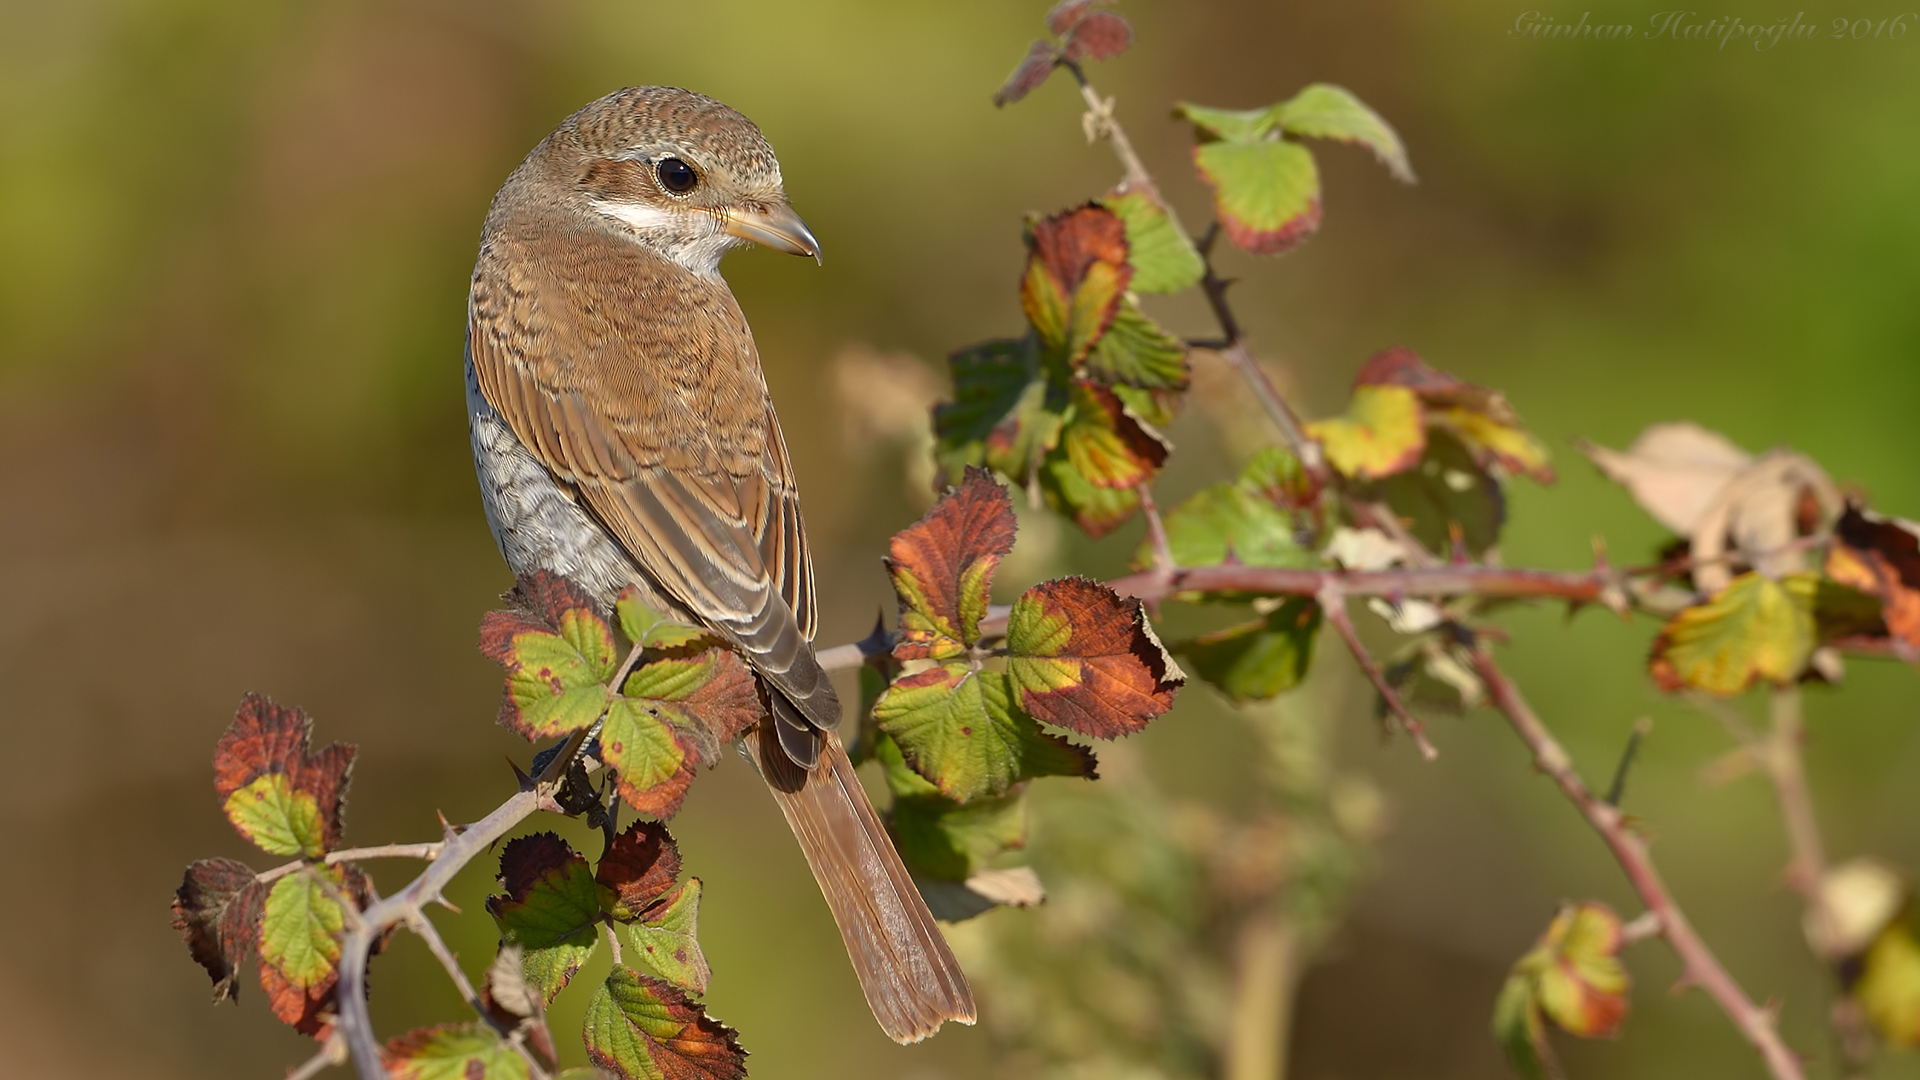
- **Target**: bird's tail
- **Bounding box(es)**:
[744,721,976,1043]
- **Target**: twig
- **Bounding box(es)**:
[1470,647,1806,1080]
[286,1035,346,1080]
[1604,717,1653,808]
[1764,688,1827,901]
[1318,585,1437,760]
[1137,483,1177,583]
[603,919,624,968]
[256,843,445,886]
[1059,59,1154,192]
[336,786,545,1079]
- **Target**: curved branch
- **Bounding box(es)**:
[1471,648,1807,1080]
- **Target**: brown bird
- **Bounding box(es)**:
[464,86,975,1042]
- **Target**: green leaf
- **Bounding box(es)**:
[584,966,747,1080]
[223,773,326,859]
[486,834,603,1005]
[615,588,711,652]
[259,870,345,991]
[1650,571,1818,695]
[1304,384,1425,481]
[1492,970,1555,1080]
[386,1024,531,1080]
[1083,301,1189,391]
[933,338,1066,485]
[1173,102,1277,143]
[1005,578,1183,739]
[625,879,711,995]
[1149,474,1316,572]
[1191,139,1322,256]
[1174,598,1321,702]
[874,665,1095,802]
[1360,430,1506,557]
[891,786,1028,883]
[1100,188,1205,294]
[1272,83,1415,183]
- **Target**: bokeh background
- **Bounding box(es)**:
[3,1,1918,1077]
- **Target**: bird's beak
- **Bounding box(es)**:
[722,203,821,263]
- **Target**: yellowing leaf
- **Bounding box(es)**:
[583,966,746,1080]
[259,870,345,991]
[1649,572,1817,695]
[1533,903,1629,1038]
[1859,922,1920,1046]
[213,695,355,859]
[1305,384,1425,481]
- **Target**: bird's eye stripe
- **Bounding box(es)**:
[656,157,699,195]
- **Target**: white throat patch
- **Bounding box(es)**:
[588,199,736,280]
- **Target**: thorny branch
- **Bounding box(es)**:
[1471,648,1808,1080]
[1050,63,1827,1079]
[336,786,546,1079]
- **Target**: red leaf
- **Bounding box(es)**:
[886,467,1018,660]
[596,820,683,920]
[1828,502,1920,647]
[1061,10,1133,61]
[496,833,584,903]
[994,40,1061,107]
[586,967,748,1080]
[1028,204,1132,322]
[213,695,356,855]
[1046,0,1094,35]
[172,858,265,1002]
[1006,578,1183,738]
[260,961,336,1039]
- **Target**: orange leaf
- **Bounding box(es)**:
[1005,578,1184,738]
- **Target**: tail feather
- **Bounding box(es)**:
[745,723,976,1043]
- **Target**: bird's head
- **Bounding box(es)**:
[522,85,819,278]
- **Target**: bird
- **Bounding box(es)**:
[462,85,975,1044]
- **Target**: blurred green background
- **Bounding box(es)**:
[3,0,1918,1076]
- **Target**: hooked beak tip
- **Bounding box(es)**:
[722,203,821,264]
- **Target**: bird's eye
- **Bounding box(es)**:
[655,157,698,195]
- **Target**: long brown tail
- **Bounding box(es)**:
[744,722,976,1043]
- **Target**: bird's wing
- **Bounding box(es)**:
[468,219,834,749]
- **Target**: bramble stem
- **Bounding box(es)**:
[1471,648,1807,1080]
[336,787,545,1079]
[1317,584,1437,759]
[255,843,444,886]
